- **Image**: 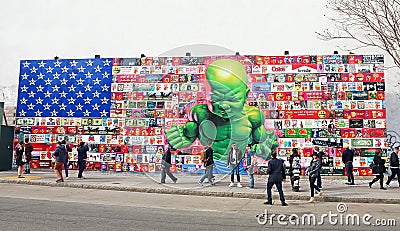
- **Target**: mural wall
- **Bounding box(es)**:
[15,54,386,176]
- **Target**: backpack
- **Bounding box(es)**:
[200,149,207,163]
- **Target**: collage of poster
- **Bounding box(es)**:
[15,54,386,176]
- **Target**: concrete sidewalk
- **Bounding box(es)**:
[0,170,399,204]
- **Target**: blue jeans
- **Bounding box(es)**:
[266,181,285,204]
[345,162,354,184]
[317,173,322,188]
[160,162,177,183]
[199,165,214,184]
[25,161,30,171]
[230,164,240,183]
[247,168,254,187]
[78,159,86,178]
[64,160,69,177]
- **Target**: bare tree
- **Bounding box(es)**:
[317,0,400,68]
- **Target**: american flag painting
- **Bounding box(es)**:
[17,58,113,117]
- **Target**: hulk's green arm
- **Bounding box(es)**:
[245,105,267,144]
[164,104,207,149]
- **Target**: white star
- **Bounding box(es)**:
[68,97,76,104]
[76,78,85,85]
[70,60,78,66]
[36,97,43,104]
[76,103,83,111]
[85,72,93,78]
[20,85,28,92]
[83,110,91,117]
[36,85,44,92]
[68,85,76,92]
[20,98,27,104]
[86,60,94,66]
[93,90,100,98]
[76,91,84,98]
[37,73,45,79]
[93,103,100,111]
[101,97,109,104]
[102,72,109,78]
[59,103,66,110]
[52,97,59,104]
[45,78,52,85]
[54,60,62,67]
[93,78,101,85]
[35,109,42,117]
[51,109,58,116]
[59,91,68,98]
[21,73,29,79]
[69,72,77,79]
[27,103,35,110]
[19,110,26,116]
[103,59,111,66]
[46,66,54,73]
[28,91,36,98]
[102,84,109,91]
[52,85,60,92]
[22,61,30,68]
[84,97,92,104]
[67,109,75,116]
[78,66,86,73]
[100,109,108,117]
[61,66,69,73]
[38,61,46,68]
[44,91,52,98]
[53,72,61,79]
[30,67,37,73]
[94,65,102,72]
[29,78,36,85]
[60,78,68,85]
[85,84,92,91]
[43,103,51,110]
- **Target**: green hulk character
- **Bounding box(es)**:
[165,59,278,160]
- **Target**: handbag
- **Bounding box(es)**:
[21,153,27,163]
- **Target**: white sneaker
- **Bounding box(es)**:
[229,182,234,187]
[386,184,391,188]
[65,177,69,180]
[308,197,315,203]
[237,183,243,188]
[318,190,324,196]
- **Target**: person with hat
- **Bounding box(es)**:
[306,152,323,202]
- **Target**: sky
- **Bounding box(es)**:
[0,0,390,88]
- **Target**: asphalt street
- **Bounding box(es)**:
[0,184,398,231]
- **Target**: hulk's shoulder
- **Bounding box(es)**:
[189,104,211,121]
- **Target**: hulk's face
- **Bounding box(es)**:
[209,83,248,118]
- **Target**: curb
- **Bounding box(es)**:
[1,179,399,204]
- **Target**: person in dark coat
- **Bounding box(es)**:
[264,151,288,206]
[386,147,399,187]
[227,142,243,187]
[24,138,33,174]
[289,148,301,191]
[369,150,387,190]
[198,141,215,186]
[160,144,177,184]
[307,153,323,202]
[53,141,67,183]
[77,142,89,179]
[313,146,324,188]
[342,143,355,185]
[15,141,26,178]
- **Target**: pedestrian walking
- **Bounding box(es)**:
[24,138,33,174]
[53,141,67,183]
[244,144,255,188]
[198,142,215,186]
[77,142,89,179]
[386,147,400,187]
[160,144,177,184]
[62,140,72,179]
[369,150,387,190]
[342,143,355,185]
[264,151,288,206]
[307,153,323,202]
[227,142,243,187]
[15,141,26,178]
[289,148,301,191]
[314,146,324,189]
